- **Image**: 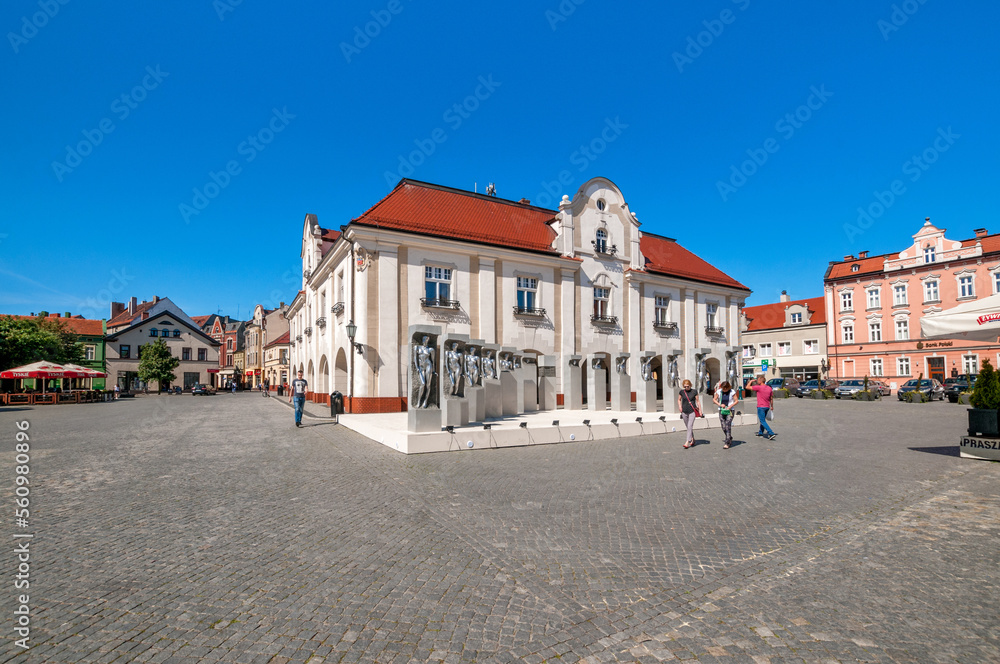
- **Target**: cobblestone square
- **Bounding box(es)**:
[2,394,997,663]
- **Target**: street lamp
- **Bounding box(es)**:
[345,319,363,355]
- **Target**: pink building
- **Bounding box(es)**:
[824,219,1000,387]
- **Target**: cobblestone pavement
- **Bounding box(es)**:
[1,393,997,663]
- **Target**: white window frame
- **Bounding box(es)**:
[840,291,853,312]
[893,283,907,306]
[803,339,819,355]
[993,269,1000,295]
[957,274,975,299]
[842,323,854,343]
[964,354,979,375]
[516,276,539,311]
[595,228,608,253]
[706,303,718,328]
[654,295,670,325]
[866,287,881,309]
[790,312,802,324]
[742,345,754,359]
[424,265,453,303]
[870,357,884,377]
[593,286,610,318]
[897,357,911,376]
[85,345,96,361]
[759,343,772,357]
[895,318,909,341]
[869,321,882,342]
[924,246,936,263]
[923,279,939,303]
[778,341,792,356]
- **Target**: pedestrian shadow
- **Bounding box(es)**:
[908,445,960,458]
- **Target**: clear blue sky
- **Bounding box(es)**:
[2,0,998,319]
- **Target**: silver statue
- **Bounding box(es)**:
[640,356,654,382]
[482,350,498,379]
[696,355,710,394]
[666,355,679,388]
[413,335,436,409]
[445,341,464,396]
[615,356,628,375]
[726,352,739,387]
[592,357,603,370]
[500,352,513,372]
[464,347,481,387]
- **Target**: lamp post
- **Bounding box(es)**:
[345,320,358,412]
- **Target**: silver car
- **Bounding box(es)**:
[834,379,865,398]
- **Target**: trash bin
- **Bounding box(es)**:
[277,385,284,397]
[331,391,344,419]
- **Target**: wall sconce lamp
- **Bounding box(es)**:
[345,319,364,355]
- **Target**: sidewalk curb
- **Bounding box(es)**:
[268,395,338,420]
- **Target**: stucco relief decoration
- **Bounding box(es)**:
[355,247,372,272]
[412,333,438,409]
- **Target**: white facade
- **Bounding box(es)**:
[288,178,749,414]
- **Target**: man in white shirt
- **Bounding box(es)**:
[289,371,308,427]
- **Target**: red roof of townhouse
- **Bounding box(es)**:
[743,296,826,331]
[4,313,104,336]
[350,179,559,254]
[265,331,290,347]
[639,234,749,290]
[827,232,1000,280]
[107,300,158,328]
[190,315,212,328]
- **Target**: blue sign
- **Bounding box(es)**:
[761,359,769,370]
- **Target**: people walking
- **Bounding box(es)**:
[713,380,739,449]
[677,379,702,448]
[750,374,776,440]
[113,384,120,400]
[289,370,308,427]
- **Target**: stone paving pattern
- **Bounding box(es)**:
[1,393,997,663]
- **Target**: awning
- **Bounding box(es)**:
[920,293,1000,342]
[62,363,107,378]
[0,361,92,379]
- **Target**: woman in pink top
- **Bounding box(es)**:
[749,374,776,439]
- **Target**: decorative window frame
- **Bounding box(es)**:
[777,341,792,357]
[890,278,909,307]
[803,339,819,355]
[870,357,884,377]
[838,286,855,312]
[897,356,911,377]
[988,263,1000,294]
[954,268,977,301]
[920,273,942,303]
[865,283,882,311]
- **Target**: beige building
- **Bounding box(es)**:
[740,293,828,383]
[104,297,221,391]
[287,177,750,414]
[263,331,290,390]
[243,303,289,388]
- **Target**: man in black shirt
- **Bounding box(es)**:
[289,371,308,427]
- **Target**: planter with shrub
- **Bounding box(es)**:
[851,390,880,401]
[772,388,790,399]
[968,359,1000,437]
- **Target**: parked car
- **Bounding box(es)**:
[945,374,977,403]
[191,383,212,395]
[897,378,945,401]
[834,379,866,398]
[871,380,891,396]
[794,379,840,397]
[766,377,801,392]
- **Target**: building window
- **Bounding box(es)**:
[790,312,802,324]
[842,324,854,343]
[924,280,939,302]
[227,339,233,350]
[198,348,207,362]
[84,345,96,361]
[593,287,610,318]
[226,354,233,366]
[119,345,130,359]
[516,276,538,311]
[924,246,936,263]
[595,229,608,253]
[173,330,181,338]
[898,357,911,376]
[778,342,791,356]
[851,264,860,272]
[959,275,975,298]
[803,339,818,354]
[706,303,718,328]
[654,296,670,325]
[742,345,754,358]
[424,266,452,304]
[867,288,880,309]
[181,348,191,361]
[994,271,1000,295]
[893,284,907,306]
[964,354,979,375]
[759,343,772,357]
[869,321,882,342]
[896,319,909,341]
[161,329,170,338]
[870,358,884,377]
[149,328,158,337]
[840,292,853,312]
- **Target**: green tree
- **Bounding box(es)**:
[970,359,1000,409]
[137,339,180,393]
[0,315,84,370]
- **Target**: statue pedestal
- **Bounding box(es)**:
[588,368,607,412]
[408,408,441,433]
[636,379,658,413]
[442,398,469,427]
[663,386,680,414]
[538,356,557,410]
[565,357,583,410]
[484,378,502,418]
[500,372,518,416]
[513,368,526,415]
[611,371,631,412]
[523,376,537,412]
[467,386,485,422]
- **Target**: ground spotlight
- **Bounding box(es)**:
[635,417,642,423]
[519,422,527,428]
[445,425,454,434]
[483,424,492,430]
[610,418,618,426]
[583,419,591,426]
[552,420,559,426]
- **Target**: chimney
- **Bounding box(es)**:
[975,228,988,238]
[128,297,137,314]
[779,290,790,303]
[153,295,159,303]
[858,251,869,258]
[141,312,149,321]
[111,302,125,318]
[64,312,71,318]
[843,254,854,261]
[518,198,531,205]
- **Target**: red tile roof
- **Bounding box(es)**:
[107,300,157,327]
[351,180,559,254]
[827,232,1000,280]
[265,331,290,347]
[190,315,211,328]
[4,314,104,336]
[639,234,749,290]
[743,296,826,331]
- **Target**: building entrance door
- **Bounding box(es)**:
[927,357,945,383]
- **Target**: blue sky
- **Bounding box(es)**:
[2,0,998,319]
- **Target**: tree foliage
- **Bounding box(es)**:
[970,359,1000,410]
[137,339,180,393]
[0,315,84,370]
